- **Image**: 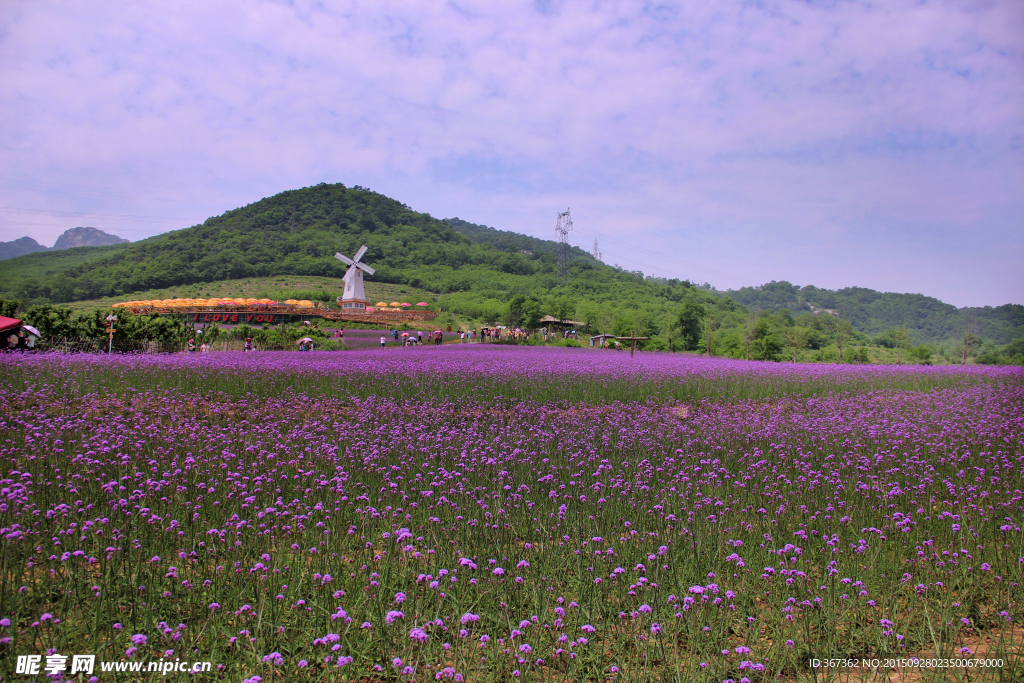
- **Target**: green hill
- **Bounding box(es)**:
[0,182,1020,360]
[726,281,1024,345]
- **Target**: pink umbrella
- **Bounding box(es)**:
[416,302,429,306]
[400,303,412,307]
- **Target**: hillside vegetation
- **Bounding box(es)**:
[1,182,1021,363]
[728,280,1023,345]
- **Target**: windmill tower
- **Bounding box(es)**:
[334,245,375,311]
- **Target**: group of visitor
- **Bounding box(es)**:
[187,338,213,353]
[455,327,530,343]
[4,328,36,351]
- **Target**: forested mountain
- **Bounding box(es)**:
[727,281,1023,344]
[0,182,1020,356]
[0,236,48,260]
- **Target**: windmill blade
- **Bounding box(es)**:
[356,263,376,275]
[334,252,354,266]
[353,245,368,263]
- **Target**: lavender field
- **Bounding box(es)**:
[1,347,1022,682]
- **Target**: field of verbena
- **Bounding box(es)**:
[0,347,1022,682]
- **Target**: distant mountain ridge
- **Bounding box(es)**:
[0,227,128,261]
[0,236,48,261]
[53,227,128,250]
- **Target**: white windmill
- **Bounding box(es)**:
[334,245,375,311]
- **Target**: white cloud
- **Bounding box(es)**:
[0,0,1021,306]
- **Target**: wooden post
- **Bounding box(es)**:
[617,330,649,358]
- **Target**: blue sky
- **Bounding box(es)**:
[1,0,1021,307]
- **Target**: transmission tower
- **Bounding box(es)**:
[592,238,602,262]
[555,208,573,283]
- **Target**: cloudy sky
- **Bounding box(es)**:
[1,0,1021,307]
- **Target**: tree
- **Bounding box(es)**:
[826,313,854,363]
[887,324,911,364]
[700,315,720,356]
[504,295,527,328]
[554,297,576,324]
[521,298,543,330]
[785,326,810,363]
[0,298,21,318]
[743,310,759,360]
[953,329,982,365]
[677,301,705,351]
[577,302,600,333]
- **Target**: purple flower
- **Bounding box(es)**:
[409,627,429,643]
[131,634,147,645]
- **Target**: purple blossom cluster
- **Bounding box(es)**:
[0,350,1020,681]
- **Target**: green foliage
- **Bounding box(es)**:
[976,336,1024,366]
[677,301,705,350]
[0,297,21,318]
[729,280,1024,344]
[20,305,192,351]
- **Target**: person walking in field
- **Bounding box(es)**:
[460,331,465,344]
[380,335,386,348]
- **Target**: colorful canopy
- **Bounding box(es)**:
[0,316,22,333]
[416,302,429,306]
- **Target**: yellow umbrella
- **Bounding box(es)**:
[297,300,314,307]
[389,302,401,307]
[376,302,389,307]
[285,299,299,305]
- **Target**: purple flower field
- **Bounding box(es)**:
[1,348,1021,681]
